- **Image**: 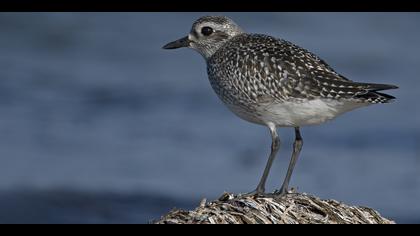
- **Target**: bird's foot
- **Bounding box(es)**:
[273,189,288,199]
[273,187,298,199]
[239,189,263,198]
[239,188,278,198]
[238,187,298,199]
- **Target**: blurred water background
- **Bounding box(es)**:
[0,12,419,223]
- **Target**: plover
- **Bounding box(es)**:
[163,16,398,197]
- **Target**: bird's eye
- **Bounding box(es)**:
[201,26,214,36]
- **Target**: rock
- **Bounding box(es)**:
[154,192,394,224]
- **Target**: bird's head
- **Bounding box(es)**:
[163,16,244,59]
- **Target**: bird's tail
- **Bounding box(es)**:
[354,83,398,104]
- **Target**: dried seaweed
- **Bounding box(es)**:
[154,192,394,224]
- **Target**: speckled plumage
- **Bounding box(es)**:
[209,34,389,102]
[206,32,397,126]
[163,16,398,195]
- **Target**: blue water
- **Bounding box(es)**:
[0,12,419,223]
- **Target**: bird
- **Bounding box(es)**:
[162,16,398,197]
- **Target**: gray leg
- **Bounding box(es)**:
[246,123,280,196]
[277,127,303,196]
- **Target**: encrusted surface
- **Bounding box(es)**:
[154,192,395,224]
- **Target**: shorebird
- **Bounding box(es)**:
[162,16,398,197]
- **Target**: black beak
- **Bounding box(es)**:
[162,36,190,49]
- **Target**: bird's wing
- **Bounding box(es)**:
[241,35,397,103]
[305,76,398,102]
[277,39,351,82]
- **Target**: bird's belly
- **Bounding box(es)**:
[225,98,368,127]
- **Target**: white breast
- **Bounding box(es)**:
[226,98,369,127]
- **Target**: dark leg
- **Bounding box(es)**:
[277,127,303,196]
[245,123,280,196]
